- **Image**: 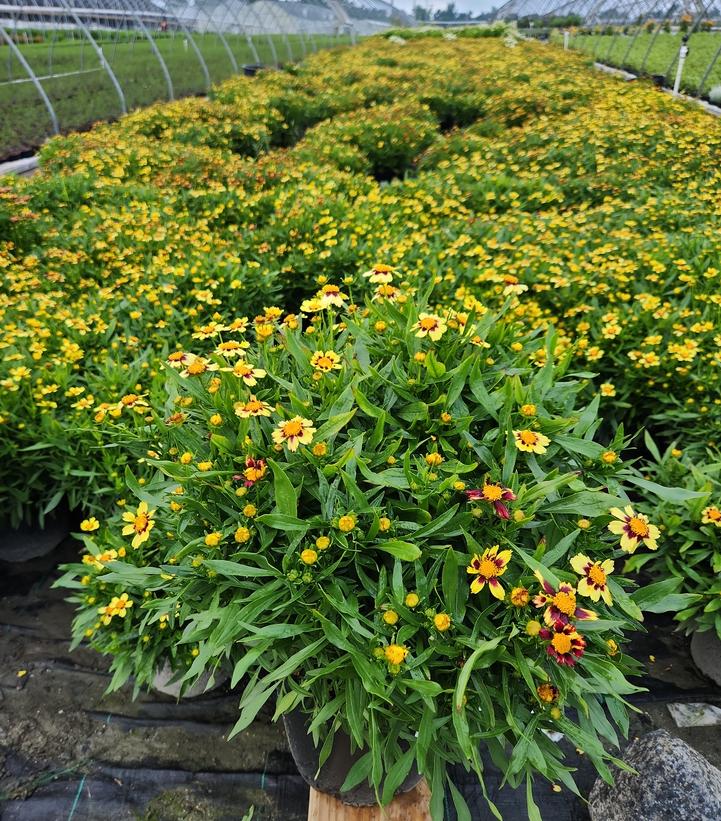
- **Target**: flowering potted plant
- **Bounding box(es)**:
[61,268,677,818]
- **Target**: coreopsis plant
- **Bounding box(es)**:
[626,435,719,638]
[60,270,679,818]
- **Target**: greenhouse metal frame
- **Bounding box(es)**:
[0,0,409,161]
[494,0,721,103]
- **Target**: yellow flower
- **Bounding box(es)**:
[315,535,330,550]
[121,501,155,548]
[272,416,316,451]
[600,383,616,397]
[180,355,218,378]
[601,450,618,464]
[312,443,328,457]
[520,403,537,417]
[510,587,530,607]
[234,526,251,543]
[234,396,273,418]
[379,516,391,532]
[223,360,266,388]
[570,553,614,605]
[702,506,721,527]
[577,518,591,529]
[205,532,222,547]
[608,506,660,552]
[80,517,100,532]
[425,452,443,467]
[363,263,395,283]
[300,548,318,565]
[513,429,550,454]
[209,414,223,426]
[383,610,399,625]
[384,644,408,665]
[98,593,133,625]
[537,683,559,703]
[310,350,342,373]
[215,340,249,359]
[197,461,213,472]
[526,619,542,636]
[405,592,420,608]
[414,313,447,341]
[338,514,356,533]
[434,613,451,632]
[243,504,257,517]
[607,639,619,656]
[466,545,511,599]
[180,451,193,464]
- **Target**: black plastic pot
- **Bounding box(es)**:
[242,64,263,77]
[283,708,421,806]
[0,505,71,563]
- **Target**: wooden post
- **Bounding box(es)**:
[308,779,432,821]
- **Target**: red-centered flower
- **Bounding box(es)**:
[243,457,267,487]
[465,482,517,519]
[466,545,512,600]
[607,505,660,552]
[532,571,596,625]
[539,621,586,667]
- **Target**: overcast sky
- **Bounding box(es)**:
[391,0,501,14]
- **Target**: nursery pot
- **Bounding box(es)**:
[283,707,422,806]
[0,505,70,563]
[690,630,721,687]
[243,64,263,77]
[152,661,230,699]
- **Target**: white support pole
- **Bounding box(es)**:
[563,29,569,50]
[673,42,689,97]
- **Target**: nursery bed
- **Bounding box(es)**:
[2,541,720,820]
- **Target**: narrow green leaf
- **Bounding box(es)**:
[375,540,421,561]
[268,458,297,517]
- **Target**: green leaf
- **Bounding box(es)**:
[340,752,373,793]
[268,459,297,517]
[381,746,415,804]
[230,641,272,687]
[541,529,580,566]
[229,683,277,739]
[542,491,620,517]
[405,679,443,697]
[454,637,503,711]
[607,579,643,621]
[442,547,459,617]
[204,559,275,578]
[526,775,542,821]
[413,504,460,540]
[314,409,357,444]
[631,577,681,610]
[448,778,472,821]
[553,435,604,459]
[256,513,309,533]
[375,540,421,561]
[514,547,561,589]
[623,474,708,503]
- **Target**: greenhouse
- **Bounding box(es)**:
[2,8,721,821]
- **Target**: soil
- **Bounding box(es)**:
[1,540,720,820]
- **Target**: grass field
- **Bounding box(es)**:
[566,31,721,97]
[0,31,351,161]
